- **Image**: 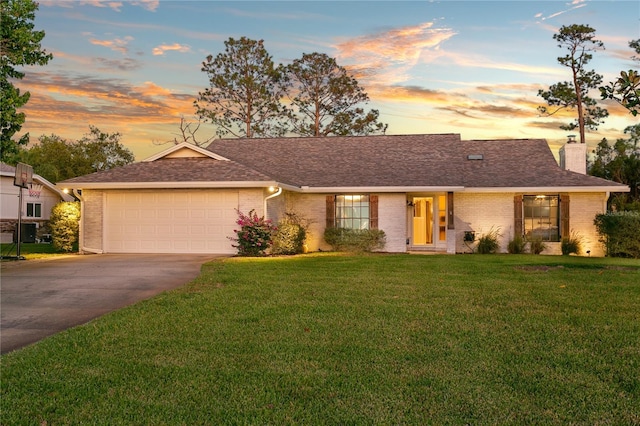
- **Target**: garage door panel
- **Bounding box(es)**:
[105,190,239,254]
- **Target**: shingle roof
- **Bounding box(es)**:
[59,134,628,191]
[60,157,274,185]
[208,134,625,189]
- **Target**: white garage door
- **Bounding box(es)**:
[105,190,239,254]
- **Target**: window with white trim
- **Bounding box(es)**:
[26,203,42,218]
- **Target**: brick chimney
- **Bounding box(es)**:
[559,135,586,174]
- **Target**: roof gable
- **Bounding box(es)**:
[143,142,229,162]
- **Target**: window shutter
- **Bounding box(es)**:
[326,195,335,228]
[560,194,570,238]
[370,195,379,229]
[514,195,523,236]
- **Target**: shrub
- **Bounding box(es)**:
[229,209,276,256]
[594,211,640,258]
[271,212,308,255]
[528,235,546,255]
[324,227,386,252]
[561,230,582,255]
[50,201,81,252]
[507,235,526,254]
[476,227,500,254]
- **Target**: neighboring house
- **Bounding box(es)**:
[59,134,629,256]
[0,162,74,243]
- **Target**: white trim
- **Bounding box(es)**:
[290,186,465,193]
[1,169,74,201]
[458,186,629,193]
[63,181,280,190]
[143,142,230,162]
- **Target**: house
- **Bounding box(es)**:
[0,162,74,243]
[59,134,629,256]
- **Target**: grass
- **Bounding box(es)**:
[0,243,72,260]
[1,253,639,424]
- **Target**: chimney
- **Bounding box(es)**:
[559,134,586,174]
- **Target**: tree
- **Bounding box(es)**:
[1,0,52,163]
[600,39,640,116]
[283,52,387,137]
[194,37,286,139]
[153,115,215,148]
[589,124,640,211]
[537,24,608,144]
[19,126,134,183]
[76,125,135,172]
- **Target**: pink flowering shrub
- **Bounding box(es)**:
[229,209,277,256]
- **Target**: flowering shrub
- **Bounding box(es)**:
[229,209,277,256]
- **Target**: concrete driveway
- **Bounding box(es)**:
[1,254,222,354]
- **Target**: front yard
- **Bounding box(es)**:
[1,253,639,424]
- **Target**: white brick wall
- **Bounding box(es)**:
[454,192,514,253]
[378,193,408,252]
[80,189,104,252]
[453,191,608,256]
[281,192,408,252]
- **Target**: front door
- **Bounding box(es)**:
[412,197,433,245]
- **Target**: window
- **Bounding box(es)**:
[26,203,42,218]
[326,195,378,230]
[523,195,559,241]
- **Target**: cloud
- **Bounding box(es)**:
[89,36,134,55]
[335,22,457,85]
[152,43,192,56]
[534,1,588,22]
[94,57,143,71]
[40,0,158,12]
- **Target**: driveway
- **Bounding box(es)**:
[1,254,222,354]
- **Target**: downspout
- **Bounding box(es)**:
[264,186,283,221]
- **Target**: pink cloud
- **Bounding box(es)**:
[152,43,191,56]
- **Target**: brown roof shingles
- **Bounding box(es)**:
[60,134,627,190]
[61,157,274,184]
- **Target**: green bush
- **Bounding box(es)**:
[324,227,386,252]
[594,211,640,258]
[271,213,307,255]
[507,235,526,254]
[528,236,546,255]
[561,230,582,255]
[50,201,81,252]
[476,227,500,254]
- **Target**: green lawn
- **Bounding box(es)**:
[0,243,71,260]
[1,253,639,424]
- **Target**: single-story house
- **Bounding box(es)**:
[59,134,629,256]
[0,162,74,243]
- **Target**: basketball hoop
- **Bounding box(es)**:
[28,184,43,198]
[14,163,33,189]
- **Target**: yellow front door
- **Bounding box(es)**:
[412,197,433,245]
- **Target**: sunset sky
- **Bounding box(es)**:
[16,0,640,160]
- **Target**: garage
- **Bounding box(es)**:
[104,190,239,254]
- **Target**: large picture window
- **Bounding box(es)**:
[523,195,559,241]
[336,195,370,229]
[326,195,378,230]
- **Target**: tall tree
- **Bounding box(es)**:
[20,126,134,183]
[284,52,387,137]
[1,0,52,163]
[589,124,640,210]
[194,37,286,139]
[600,39,640,116]
[537,24,608,144]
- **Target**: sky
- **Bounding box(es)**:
[15,0,640,160]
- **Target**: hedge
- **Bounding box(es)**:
[594,211,640,258]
